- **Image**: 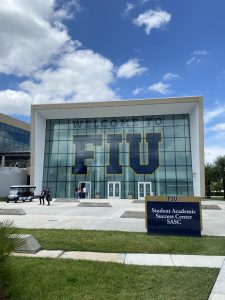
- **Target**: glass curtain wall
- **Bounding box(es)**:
[0,122,30,153]
[43,114,193,198]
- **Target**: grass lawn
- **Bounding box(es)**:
[17,228,225,255]
[9,257,218,300]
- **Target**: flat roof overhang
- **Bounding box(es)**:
[0,113,30,131]
[31,96,202,120]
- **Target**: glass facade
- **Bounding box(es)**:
[0,121,30,153]
[43,114,193,199]
[0,121,30,167]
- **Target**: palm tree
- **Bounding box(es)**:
[214,156,225,200]
[205,163,216,198]
[0,220,25,298]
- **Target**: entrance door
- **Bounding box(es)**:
[108,182,121,199]
[138,182,152,200]
[78,181,91,199]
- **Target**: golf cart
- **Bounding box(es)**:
[7,185,36,203]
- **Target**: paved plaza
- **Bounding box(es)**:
[0,198,225,236]
[1,198,225,299]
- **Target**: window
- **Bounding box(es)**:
[42,114,193,197]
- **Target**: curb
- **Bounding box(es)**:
[209,258,225,299]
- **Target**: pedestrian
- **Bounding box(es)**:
[74,187,78,199]
[83,186,86,198]
[39,187,46,205]
[77,187,81,200]
[45,188,52,206]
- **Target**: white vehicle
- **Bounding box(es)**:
[7,185,36,203]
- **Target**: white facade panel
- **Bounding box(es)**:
[32,97,204,197]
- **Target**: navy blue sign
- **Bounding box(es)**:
[146,201,201,236]
[72,133,161,175]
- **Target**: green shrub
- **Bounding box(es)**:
[0,220,25,298]
[0,198,7,202]
[211,192,223,196]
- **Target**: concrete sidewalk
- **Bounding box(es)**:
[1,198,225,236]
[13,249,225,268]
[12,250,225,299]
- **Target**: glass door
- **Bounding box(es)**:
[108,182,114,198]
[78,181,91,199]
[138,182,152,200]
[108,182,121,199]
[85,182,91,199]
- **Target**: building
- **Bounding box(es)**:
[0,113,30,196]
[31,96,204,199]
[0,113,30,168]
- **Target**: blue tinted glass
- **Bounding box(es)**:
[0,121,30,154]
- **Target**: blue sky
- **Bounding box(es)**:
[0,0,225,162]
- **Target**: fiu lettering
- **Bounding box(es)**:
[127,133,161,174]
[107,134,122,174]
[72,135,102,174]
[72,133,161,175]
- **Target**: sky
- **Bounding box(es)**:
[0,0,225,163]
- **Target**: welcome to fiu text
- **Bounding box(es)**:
[72,133,161,175]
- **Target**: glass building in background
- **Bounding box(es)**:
[31,97,205,199]
[0,113,30,168]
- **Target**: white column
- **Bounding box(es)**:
[1,155,5,167]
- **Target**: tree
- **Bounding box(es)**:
[214,155,225,200]
[205,163,216,198]
[212,180,223,194]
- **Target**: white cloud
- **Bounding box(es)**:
[193,50,209,56]
[54,0,81,20]
[186,57,201,66]
[0,0,119,115]
[123,2,135,17]
[132,87,144,96]
[133,9,171,35]
[140,0,151,5]
[0,90,32,115]
[148,81,171,94]
[0,0,78,76]
[205,146,225,164]
[163,72,181,81]
[204,107,225,124]
[0,49,117,115]
[186,49,209,66]
[20,50,117,103]
[203,106,225,163]
[208,123,225,132]
[117,59,147,79]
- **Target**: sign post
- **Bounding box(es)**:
[145,196,202,237]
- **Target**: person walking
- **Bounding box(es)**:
[39,187,46,205]
[83,186,86,198]
[77,187,81,200]
[45,188,52,206]
[74,187,78,199]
